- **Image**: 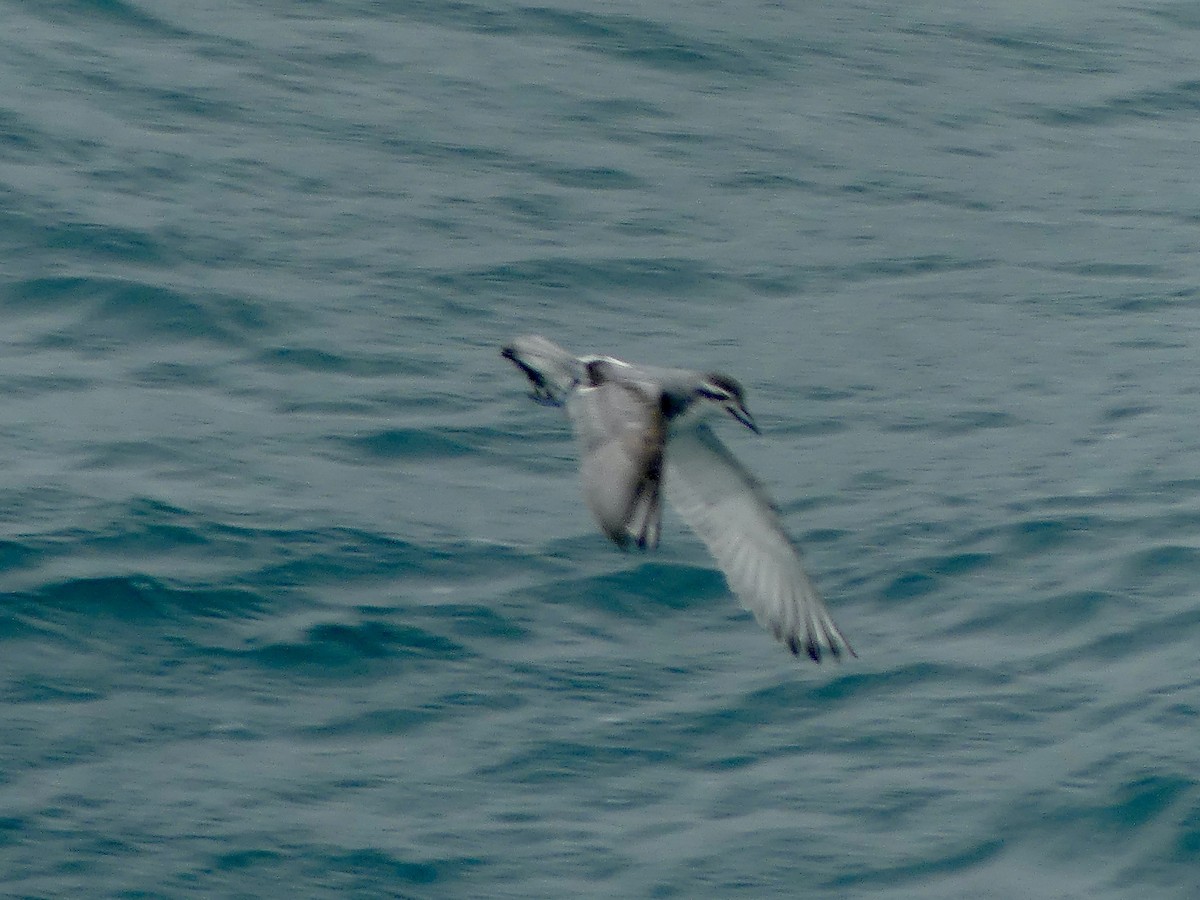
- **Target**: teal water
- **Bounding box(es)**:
[3,1,1200,896]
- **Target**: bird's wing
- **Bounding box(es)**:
[664,424,854,662]
[501,335,583,405]
[567,380,664,550]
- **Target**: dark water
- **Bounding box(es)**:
[3,0,1200,896]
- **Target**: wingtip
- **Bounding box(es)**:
[805,639,821,663]
[784,631,855,664]
[606,529,631,551]
[784,633,822,662]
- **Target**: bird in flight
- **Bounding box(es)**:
[501,335,854,663]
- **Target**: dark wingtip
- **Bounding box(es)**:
[502,348,561,406]
[787,628,857,664]
[786,631,823,663]
[605,527,631,551]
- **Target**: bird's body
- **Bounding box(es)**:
[501,335,854,663]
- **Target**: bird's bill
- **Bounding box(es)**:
[728,404,759,433]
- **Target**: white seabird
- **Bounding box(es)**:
[501,334,854,663]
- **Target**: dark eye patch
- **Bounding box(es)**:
[703,373,744,401]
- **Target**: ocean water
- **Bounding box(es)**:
[3,0,1200,896]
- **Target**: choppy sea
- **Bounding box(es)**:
[4,1,1200,896]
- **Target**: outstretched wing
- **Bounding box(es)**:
[567,380,664,550]
[664,424,854,662]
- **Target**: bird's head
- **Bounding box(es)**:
[696,374,758,433]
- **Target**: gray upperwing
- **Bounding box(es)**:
[567,380,664,549]
[663,424,854,661]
